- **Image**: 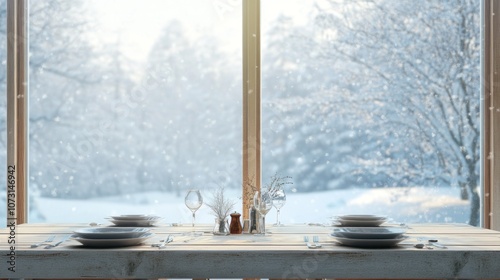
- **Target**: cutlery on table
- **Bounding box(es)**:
[158,235,174,249]
[428,240,447,249]
[415,238,447,249]
[44,235,73,249]
[151,235,169,247]
[31,235,56,248]
[152,235,173,249]
[313,235,322,248]
[303,236,316,249]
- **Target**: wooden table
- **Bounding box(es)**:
[1,223,500,279]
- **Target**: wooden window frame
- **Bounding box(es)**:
[483,0,500,230]
[242,0,261,219]
[6,0,500,229]
[6,0,28,224]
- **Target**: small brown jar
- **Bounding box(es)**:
[229,212,243,234]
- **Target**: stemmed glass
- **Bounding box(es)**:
[272,188,286,226]
[185,189,203,228]
[253,190,273,234]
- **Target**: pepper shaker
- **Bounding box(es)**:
[230,212,242,234]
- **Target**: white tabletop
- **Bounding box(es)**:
[1,223,500,279]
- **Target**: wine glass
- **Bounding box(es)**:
[253,190,273,234]
[185,189,203,228]
[272,188,286,226]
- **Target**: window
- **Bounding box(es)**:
[261,0,482,225]
[5,0,498,229]
[27,0,242,223]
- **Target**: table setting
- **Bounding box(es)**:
[71,226,155,248]
[3,219,500,279]
[4,187,499,278]
[20,210,439,251]
[19,212,447,251]
[330,214,409,248]
[22,215,164,249]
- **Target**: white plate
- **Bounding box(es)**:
[73,227,150,239]
[336,218,386,227]
[107,218,161,227]
[337,214,387,221]
[72,233,155,248]
[109,215,161,221]
[331,233,408,248]
[333,227,406,239]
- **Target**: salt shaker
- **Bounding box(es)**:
[249,206,260,233]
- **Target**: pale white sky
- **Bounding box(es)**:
[88,0,314,63]
[89,0,240,63]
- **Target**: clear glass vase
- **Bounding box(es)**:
[213,218,229,235]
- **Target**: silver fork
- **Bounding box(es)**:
[313,236,322,248]
[31,235,56,248]
[303,236,316,249]
[158,235,174,249]
[152,235,173,248]
[44,235,72,249]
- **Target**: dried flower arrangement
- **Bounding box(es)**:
[205,185,236,221]
[263,173,293,197]
[243,173,293,207]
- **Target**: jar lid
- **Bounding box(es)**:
[230,211,241,217]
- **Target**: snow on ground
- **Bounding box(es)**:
[31,186,471,225]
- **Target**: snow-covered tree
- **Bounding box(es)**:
[142,20,242,194]
[263,0,480,225]
[318,0,480,225]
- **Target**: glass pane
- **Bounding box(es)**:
[28,0,242,224]
[262,0,481,226]
[0,0,6,227]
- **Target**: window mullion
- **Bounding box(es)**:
[6,0,28,225]
[242,0,261,219]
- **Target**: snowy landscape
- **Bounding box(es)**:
[31,186,471,225]
[0,0,481,228]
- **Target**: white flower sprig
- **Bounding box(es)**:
[243,173,293,206]
[263,173,293,198]
[205,185,236,220]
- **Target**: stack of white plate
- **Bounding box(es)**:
[72,227,155,248]
[330,215,407,248]
[107,214,162,227]
[333,214,388,227]
[331,226,407,248]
